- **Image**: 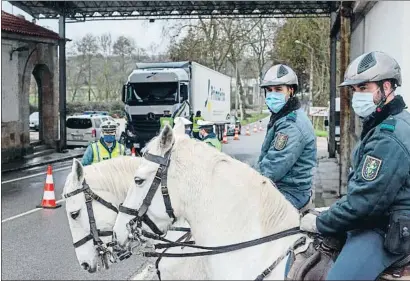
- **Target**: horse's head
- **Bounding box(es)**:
[113,123,187,248]
[63,157,140,273]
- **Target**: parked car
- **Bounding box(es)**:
[66,114,120,148]
[29,112,39,131]
[226,115,242,136]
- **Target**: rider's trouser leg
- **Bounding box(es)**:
[326,229,404,280]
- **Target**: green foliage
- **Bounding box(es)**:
[66,101,125,117]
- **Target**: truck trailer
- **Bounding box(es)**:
[120,61,232,151]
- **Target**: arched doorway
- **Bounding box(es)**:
[31,64,55,147]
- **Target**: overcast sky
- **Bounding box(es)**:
[2,1,171,54]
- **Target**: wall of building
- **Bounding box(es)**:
[351,1,410,105]
[1,35,59,163]
[350,1,410,141]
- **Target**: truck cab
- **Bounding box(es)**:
[120,62,191,151]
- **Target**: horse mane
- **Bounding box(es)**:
[64,156,142,203]
[146,134,299,233]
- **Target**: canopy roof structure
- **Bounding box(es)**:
[9,1,338,21]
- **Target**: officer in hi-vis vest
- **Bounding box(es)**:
[192,110,204,139]
[81,120,126,166]
[160,110,174,129]
[197,120,222,151]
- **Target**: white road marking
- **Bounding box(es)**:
[1,198,65,223]
[131,263,155,280]
[1,166,71,184]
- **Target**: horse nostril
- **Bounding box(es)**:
[81,262,90,271]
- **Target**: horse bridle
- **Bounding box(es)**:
[118,148,176,238]
[64,180,120,267]
[118,146,308,280]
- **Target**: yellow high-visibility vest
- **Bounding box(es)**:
[91,140,125,163]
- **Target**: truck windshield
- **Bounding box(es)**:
[127,82,178,106]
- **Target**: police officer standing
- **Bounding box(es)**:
[174,117,193,137]
[81,120,126,166]
[197,120,222,151]
[192,110,204,139]
[256,64,316,211]
[300,51,410,280]
[160,110,174,129]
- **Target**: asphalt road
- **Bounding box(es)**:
[1,118,269,280]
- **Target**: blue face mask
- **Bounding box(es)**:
[352,92,377,118]
[265,92,287,113]
[103,135,116,143]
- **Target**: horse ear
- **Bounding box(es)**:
[173,118,185,136]
[159,124,175,152]
[72,158,84,183]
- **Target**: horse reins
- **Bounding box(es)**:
[64,180,120,267]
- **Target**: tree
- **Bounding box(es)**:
[271,18,334,107]
[75,33,99,101]
[113,35,136,83]
[97,33,116,100]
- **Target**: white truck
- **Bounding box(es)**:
[120,61,231,151]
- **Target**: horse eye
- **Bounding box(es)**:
[70,210,80,220]
[134,177,145,185]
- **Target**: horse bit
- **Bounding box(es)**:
[64,180,129,268]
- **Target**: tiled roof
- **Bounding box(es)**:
[1,11,60,40]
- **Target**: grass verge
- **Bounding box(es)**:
[315,129,328,137]
[241,112,270,126]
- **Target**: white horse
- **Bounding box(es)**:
[62,156,207,279]
[113,121,308,280]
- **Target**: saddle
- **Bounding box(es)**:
[286,235,410,281]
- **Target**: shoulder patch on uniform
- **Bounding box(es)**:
[286,111,297,122]
[361,155,382,181]
[380,117,396,132]
[274,133,288,151]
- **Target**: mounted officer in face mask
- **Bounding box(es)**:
[81,120,126,166]
[300,51,410,280]
[255,64,316,211]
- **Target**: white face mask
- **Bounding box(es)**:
[352,91,377,118]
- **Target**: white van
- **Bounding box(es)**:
[66,115,120,147]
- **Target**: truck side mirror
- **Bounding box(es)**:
[180,84,188,101]
[324,119,329,127]
[121,84,127,103]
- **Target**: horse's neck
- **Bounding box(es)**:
[171,150,301,279]
[172,150,299,245]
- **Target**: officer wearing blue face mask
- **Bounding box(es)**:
[81,120,126,166]
[300,51,410,280]
[255,64,316,210]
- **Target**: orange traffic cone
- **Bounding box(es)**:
[246,126,251,136]
[131,146,136,157]
[253,124,258,133]
[37,165,61,209]
[233,127,240,140]
[259,123,264,131]
[222,129,228,144]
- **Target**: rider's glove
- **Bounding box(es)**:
[300,212,319,233]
